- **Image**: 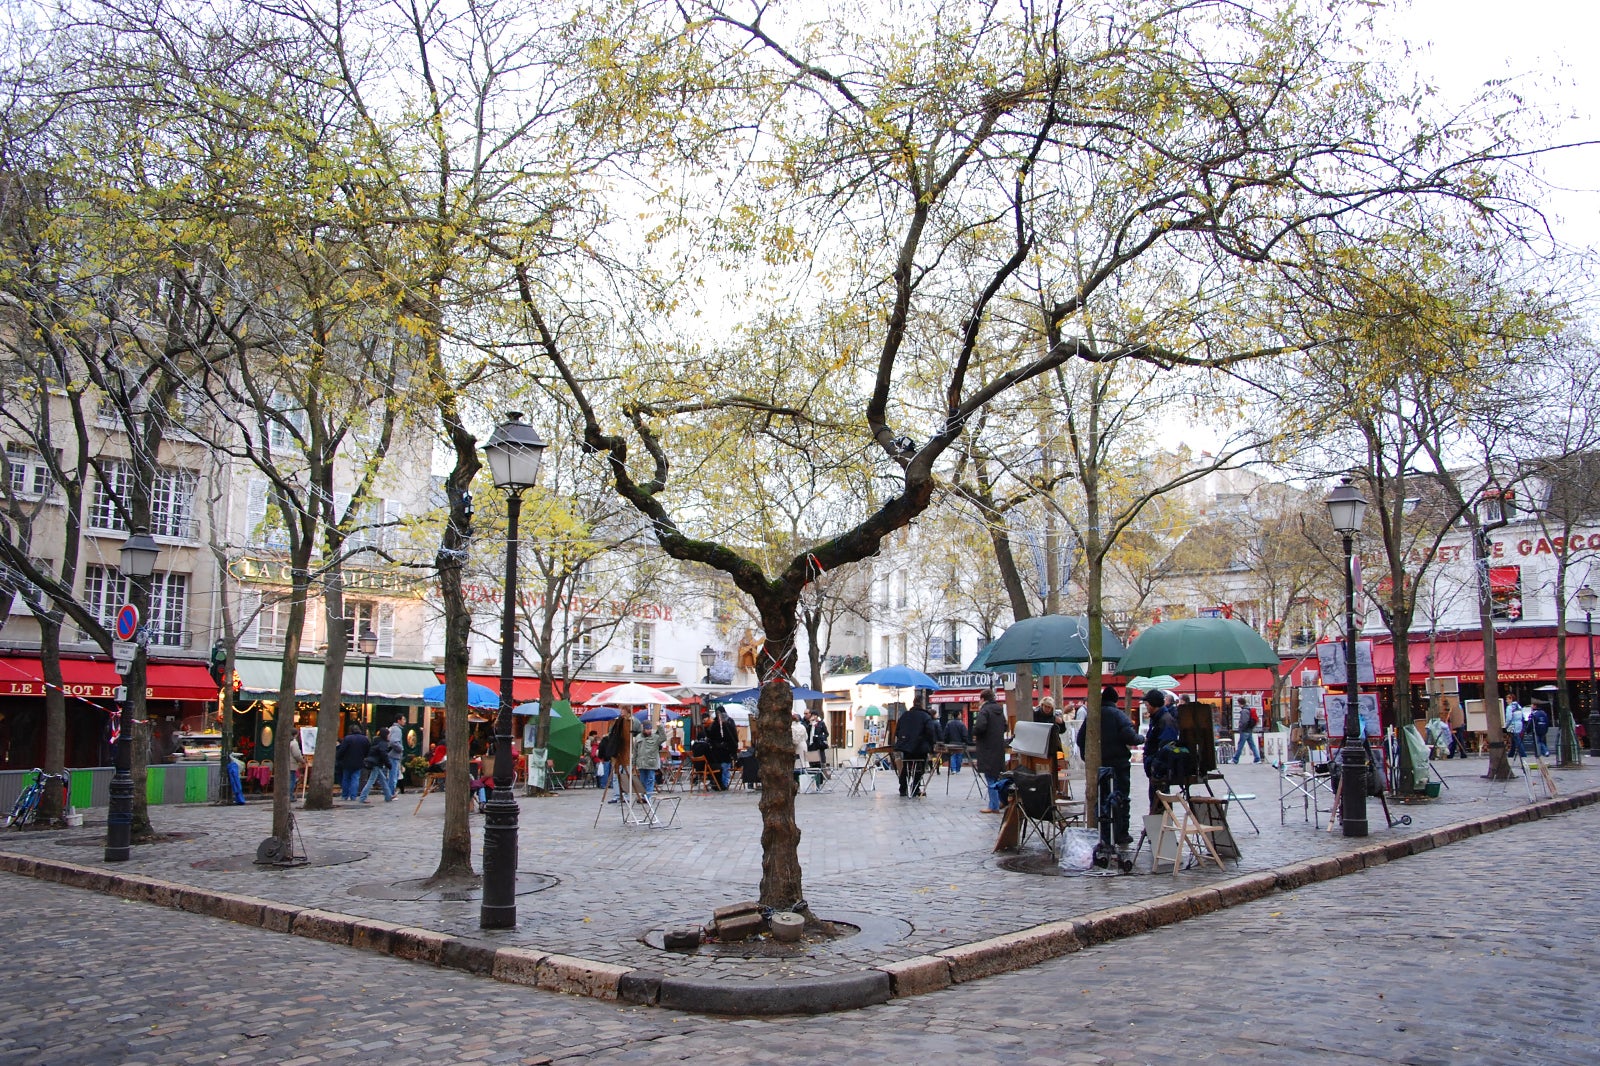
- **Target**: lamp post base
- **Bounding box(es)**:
[1340,746,1369,838]
[104,769,134,862]
[1587,712,1600,758]
[479,788,520,929]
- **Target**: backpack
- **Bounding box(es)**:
[1245,708,1259,731]
[1144,710,1188,784]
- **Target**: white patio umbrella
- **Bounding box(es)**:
[584,681,679,707]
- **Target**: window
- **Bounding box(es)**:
[88,462,196,540]
[343,600,395,656]
[334,494,394,554]
[879,634,890,669]
[88,461,133,531]
[148,573,187,646]
[83,564,128,629]
[631,622,654,672]
[240,591,293,650]
[572,621,596,661]
[1479,490,1516,524]
[149,469,197,540]
[929,625,961,664]
[246,478,291,550]
[4,445,53,499]
[893,570,907,609]
[267,391,308,452]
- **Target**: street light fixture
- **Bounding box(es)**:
[1578,584,1599,758]
[1325,478,1368,839]
[480,412,546,929]
[106,528,160,862]
[358,625,378,730]
[700,644,716,683]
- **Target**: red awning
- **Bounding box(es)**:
[1371,633,1585,684]
[1488,566,1520,592]
[0,656,219,702]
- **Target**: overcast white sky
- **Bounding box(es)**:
[1383,0,1600,255]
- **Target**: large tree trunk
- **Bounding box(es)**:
[271,567,313,840]
[318,566,349,778]
[38,617,68,823]
[1390,638,1418,794]
[427,426,479,883]
[752,603,803,910]
[1470,529,1511,781]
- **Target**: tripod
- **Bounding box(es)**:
[1328,733,1410,831]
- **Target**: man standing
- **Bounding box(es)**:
[1504,697,1528,758]
[805,709,829,789]
[334,724,370,801]
[1529,700,1551,757]
[893,699,939,797]
[942,712,968,773]
[1231,698,1261,764]
[633,719,666,797]
[386,719,405,794]
[706,708,739,791]
[1077,685,1143,851]
[972,689,1009,812]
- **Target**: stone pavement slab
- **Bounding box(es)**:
[1,756,1593,1015]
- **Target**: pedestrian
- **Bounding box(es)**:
[386,719,405,794]
[791,712,809,788]
[805,709,829,789]
[1448,699,1468,758]
[1504,698,1528,758]
[1140,688,1182,814]
[1231,698,1262,763]
[1530,700,1551,757]
[1075,685,1143,850]
[334,724,370,801]
[633,718,666,797]
[1426,711,1453,760]
[894,698,939,797]
[358,730,396,803]
[972,688,1009,813]
[706,708,739,791]
[943,712,968,773]
[289,732,306,796]
[594,725,616,792]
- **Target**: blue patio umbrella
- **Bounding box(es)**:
[511,702,571,716]
[633,708,684,721]
[858,665,942,690]
[421,681,501,709]
[715,685,830,703]
[579,706,622,723]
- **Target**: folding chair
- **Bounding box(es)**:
[1278,759,1325,825]
[1153,792,1226,874]
[1006,769,1068,859]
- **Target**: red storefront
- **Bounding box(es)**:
[0,654,221,769]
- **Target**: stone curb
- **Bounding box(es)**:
[2,784,1597,1017]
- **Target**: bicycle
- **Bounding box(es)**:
[3,767,70,828]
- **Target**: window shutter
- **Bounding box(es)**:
[247,479,268,548]
[377,602,395,656]
[239,590,261,649]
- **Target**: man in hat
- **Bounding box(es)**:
[1141,688,1181,814]
[1076,685,1142,849]
[1529,700,1551,757]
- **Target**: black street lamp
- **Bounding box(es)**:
[1325,478,1369,839]
[106,527,160,862]
[480,412,546,929]
[358,625,378,729]
[700,644,717,684]
[1579,585,1600,758]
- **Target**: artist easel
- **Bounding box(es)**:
[1327,733,1410,831]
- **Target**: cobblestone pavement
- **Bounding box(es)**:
[0,756,1592,986]
[3,797,1595,1065]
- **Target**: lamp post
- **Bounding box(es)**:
[106,527,160,862]
[358,625,378,728]
[1325,478,1369,838]
[480,412,546,929]
[1579,585,1600,757]
[700,644,716,684]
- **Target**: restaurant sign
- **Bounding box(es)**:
[230,555,420,595]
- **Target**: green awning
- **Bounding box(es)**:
[235,656,438,706]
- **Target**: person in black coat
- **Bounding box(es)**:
[971,690,1009,812]
[705,708,740,791]
[943,713,969,773]
[334,724,370,801]
[894,700,939,797]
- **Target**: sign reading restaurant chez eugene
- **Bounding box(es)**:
[229,556,420,594]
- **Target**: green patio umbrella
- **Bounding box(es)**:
[978,614,1125,668]
[1116,618,1280,703]
[967,641,1086,676]
[514,700,586,776]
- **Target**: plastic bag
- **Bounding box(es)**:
[1060,828,1099,873]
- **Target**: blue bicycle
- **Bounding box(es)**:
[3,767,70,828]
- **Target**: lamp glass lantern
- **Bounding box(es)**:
[358,625,379,656]
[1324,479,1369,534]
[484,412,546,491]
[1578,585,1598,616]
[119,528,161,578]
[700,645,716,669]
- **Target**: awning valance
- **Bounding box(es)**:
[0,655,219,702]
[236,657,438,705]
